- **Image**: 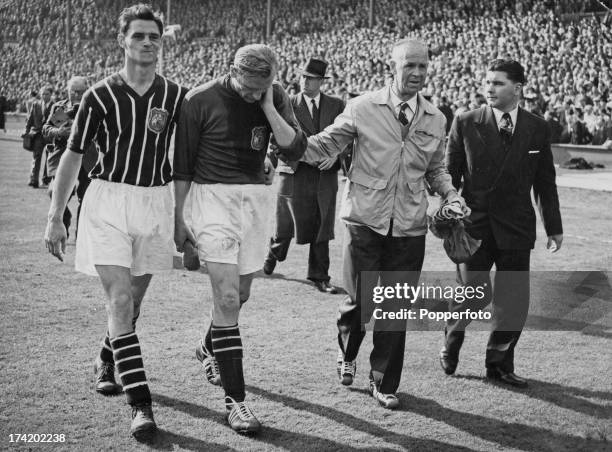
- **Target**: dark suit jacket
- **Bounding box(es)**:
[446,106,562,250]
[25,100,46,135]
[275,92,345,244]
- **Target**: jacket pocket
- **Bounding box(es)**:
[411,129,442,154]
[348,167,389,189]
[407,179,426,193]
[343,167,388,223]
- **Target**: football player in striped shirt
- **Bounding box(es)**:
[173,44,306,435]
[44,4,186,441]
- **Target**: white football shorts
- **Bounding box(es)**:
[75,179,175,276]
[189,183,271,275]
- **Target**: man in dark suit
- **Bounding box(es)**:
[263,57,346,294]
[40,86,55,186]
[24,86,53,188]
[441,59,563,388]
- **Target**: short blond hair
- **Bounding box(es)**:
[233,44,278,79]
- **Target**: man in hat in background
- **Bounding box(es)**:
[523,93,543,117]
[263,57,347,294]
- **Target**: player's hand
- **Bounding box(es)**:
[45,218,67,262]
[318,156,337,171]
[456,195,471,217]
[264,157,275,185]
[174,219,197,252]
[260,84,274,111]
[444,193,471,219]
[547,234,563,253]
[268,142,288,163]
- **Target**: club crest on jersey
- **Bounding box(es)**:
[250,126,268,151]
[148,108,169,134]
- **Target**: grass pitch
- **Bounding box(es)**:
[0,139,610,451]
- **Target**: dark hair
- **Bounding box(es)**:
[487,59,526,84]
[118,3,164,36]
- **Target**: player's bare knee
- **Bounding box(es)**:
[107,292,133,318]
[215,291,240,314]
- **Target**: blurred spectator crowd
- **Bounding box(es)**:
[1,0,611,144]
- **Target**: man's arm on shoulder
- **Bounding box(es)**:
[303,101,355,165]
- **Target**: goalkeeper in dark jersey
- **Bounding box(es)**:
[173,43,306,435]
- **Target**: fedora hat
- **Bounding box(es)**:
[300,58,330,78]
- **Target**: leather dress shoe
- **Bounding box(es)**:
[369,372,399,409]
[314,280,338,294]
[263,256,276,275]
[439,347,458,375]
[486,368,528,388]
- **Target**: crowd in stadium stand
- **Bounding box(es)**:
[1,0,611,144]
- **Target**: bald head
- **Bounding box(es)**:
[67,76,89,104]
[391,39,429,62]
[68,76,88,91]
[390,39,429,100]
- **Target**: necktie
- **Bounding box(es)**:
[499,112,513,146]
[398,102,412,126]
[311,98,320,132]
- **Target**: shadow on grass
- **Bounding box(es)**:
[171,258,348,294]
[246,385,477,451]
[254,272,348,294]
[454,374,612,419]
[397,392,609,451]
[145,428,235,451]
[152,392,396,451]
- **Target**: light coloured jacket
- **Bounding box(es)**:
[303,87,457,236]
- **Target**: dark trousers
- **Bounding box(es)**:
[29,136,45,185]
[269,238,330,282]
[339,224,425,393]
[445,234,531,373]
[42,145,50,183]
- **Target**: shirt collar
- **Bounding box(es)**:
[389,86,418,114]
[492,106,519,130]
[303,92,321,108]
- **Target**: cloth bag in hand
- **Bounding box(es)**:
[428,203,481,264]
[21,132,36,151]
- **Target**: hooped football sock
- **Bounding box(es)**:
[100,315,140,364]
[204,322,214,355]
[211,324,245,403]
[100,333,114,363]
[111,332,151,406]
